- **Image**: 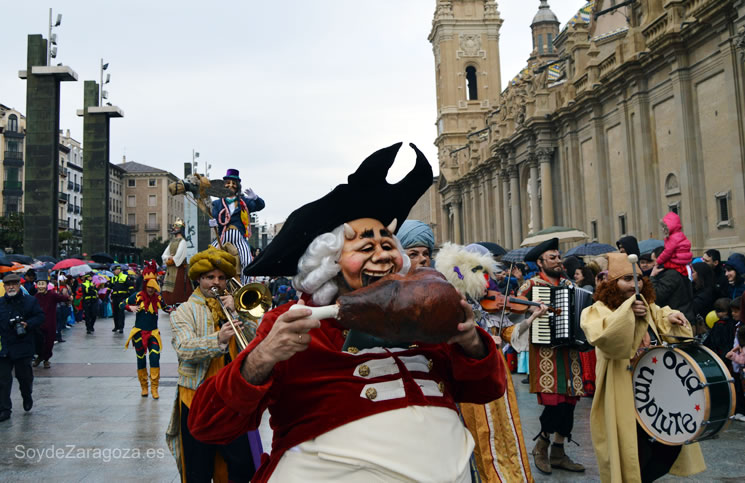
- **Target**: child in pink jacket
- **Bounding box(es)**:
[656,212,693,277]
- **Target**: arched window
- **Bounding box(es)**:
[8,114,18,132]
[466,66,478,101]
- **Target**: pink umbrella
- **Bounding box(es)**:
[52,258,85,270]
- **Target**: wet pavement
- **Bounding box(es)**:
[1,310,744,481]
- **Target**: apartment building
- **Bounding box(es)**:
[0,104,25,216]
[121,160,184,247]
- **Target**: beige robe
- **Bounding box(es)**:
[580,297,706,482]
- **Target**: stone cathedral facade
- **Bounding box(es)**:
[430,0,745,254]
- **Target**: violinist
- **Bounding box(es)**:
[435,242,548,482]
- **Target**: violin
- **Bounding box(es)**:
[480,290,562,315]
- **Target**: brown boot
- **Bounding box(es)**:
[32,357,42,368]
[532,433,551,474]
[137,368,149,397]
[149,367,160,399]
[550,443,585,472]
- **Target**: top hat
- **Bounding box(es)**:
[223,169,241,182]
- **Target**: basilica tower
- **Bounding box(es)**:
[429,0,502,182]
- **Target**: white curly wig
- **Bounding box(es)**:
[434,242,497,300]
[293,224,411,305]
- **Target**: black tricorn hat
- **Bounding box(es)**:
[245,142,433,276]
[524,237,559,262]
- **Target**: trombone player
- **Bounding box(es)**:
[166,247,262,482]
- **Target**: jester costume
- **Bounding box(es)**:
[123,262,165,399]
[210,169,265,285]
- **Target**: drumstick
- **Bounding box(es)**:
[627,254,641,301]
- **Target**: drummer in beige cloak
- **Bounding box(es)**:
[580,253,705,482]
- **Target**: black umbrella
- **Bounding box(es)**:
[37,255,59,263]
[0,254,12,267]
[6,254,34,265]
[501,246,532,263]
[91,252,115,264]
[476,241,507,257]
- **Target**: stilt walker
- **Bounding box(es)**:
[210,169,265,284]
[123,261,166,399]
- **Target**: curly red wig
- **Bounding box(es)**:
[593,276,656,310]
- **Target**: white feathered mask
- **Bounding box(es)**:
[434,243,497,300]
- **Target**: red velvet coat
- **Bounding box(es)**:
[188,300,506,482]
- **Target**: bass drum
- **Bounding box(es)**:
[632,343,735,445]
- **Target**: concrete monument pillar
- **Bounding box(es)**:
[77,81,123,255]
[19,34,77,257]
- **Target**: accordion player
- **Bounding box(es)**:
[529,285,594,351]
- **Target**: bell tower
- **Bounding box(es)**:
[429,0,502,179]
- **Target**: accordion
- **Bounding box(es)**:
[529,285,594,351]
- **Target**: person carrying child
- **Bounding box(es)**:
[656,212,693,278]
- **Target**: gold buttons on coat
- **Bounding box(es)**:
[438,382,445,394]
[358,365,370,377]
[343,330,349,338]
[365,387,378,400]
[347,347,359,354]
[427,359,434,370]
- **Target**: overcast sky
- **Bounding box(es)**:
[1,1,582,224]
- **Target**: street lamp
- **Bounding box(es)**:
[47,8,62,65]
[192,149,200,174]
[100,59,110,105]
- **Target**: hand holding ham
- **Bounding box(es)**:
[446,298,487,359]
[241,300,321,385]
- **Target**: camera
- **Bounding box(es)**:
[9,315,26,337]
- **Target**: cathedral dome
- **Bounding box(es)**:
[532,0,559,25]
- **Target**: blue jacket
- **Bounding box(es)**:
[211,195,265,237]
[0,293,45,359]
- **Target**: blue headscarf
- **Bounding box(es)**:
[397,220,435,255]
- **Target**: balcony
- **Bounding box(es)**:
[3,180,22,195]
[127,223,139,232]
[2,130,24,139]
[67,181,73,190]
[67,205,73,213]
[58,192,69,203]
[145,223,160,232]
[75,182,81,192]
[3,151,23,167]
[58,219,69,229]
[74,206,80,214]
[60,168,67,178]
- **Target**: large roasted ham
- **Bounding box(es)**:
[290,268,466,344]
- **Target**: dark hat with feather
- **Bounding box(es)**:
[244,142,432,276]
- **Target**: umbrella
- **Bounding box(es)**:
[97,270,115,278]
[31,261,56,271]
[91,252,115,264]
[52,258,85,270]
[6,254,34,265]
[0,254,13,267]
[476,241,507,257]
[520,226,589,247]
[69,264,93,277]
[639,239,664,255]
[92,274,108,285]
[501,246,533,263]
[0,262,25,273]
[37,255,59,263]
[86,262,108,270]
[565,242,617,257]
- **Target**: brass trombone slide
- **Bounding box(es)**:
[210,287,250,351]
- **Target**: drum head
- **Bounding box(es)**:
[632,346,706,445]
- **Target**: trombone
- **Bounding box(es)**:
[210,278,272,351]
